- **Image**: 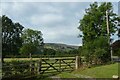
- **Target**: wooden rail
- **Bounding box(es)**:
[2,56,81,78]
[38,57,76,74]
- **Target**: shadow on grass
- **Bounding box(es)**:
[2,69,74,80]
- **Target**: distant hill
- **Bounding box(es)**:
[44,43,79,51]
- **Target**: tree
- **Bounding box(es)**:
[68,49,79,55]
[43,48,56,56]
[0,16,2,61]
[117,16,120,39]
[118,28,120,39]
[79,2,119,43]
[78,2,120,63]
[20,28,44,56]
[20,43,36,55]
[2,15,24,62]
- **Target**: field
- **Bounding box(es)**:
[57,63,119,78]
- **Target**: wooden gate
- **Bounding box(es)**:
[2,56,81,78]
[37,57,76,74]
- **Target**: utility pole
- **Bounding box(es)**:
[106,10,110,43]
[106,8,113,61]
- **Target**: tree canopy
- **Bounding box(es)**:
[78,2,120,63]
[20,28,44,55]
[2,15,24,55]
[1,15,44,58]
[79,2,119,44]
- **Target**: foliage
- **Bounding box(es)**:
[79,2,119,43]
[20,43,37,55]
[1,15,24,62]
[68,49,79,55]
[78,2,120,63]
[118,28,120,39]
[43,48,56,56]
[2,15,24,55]
[2,60,32,79]
[113,48,120,57]
[20,28,44,55]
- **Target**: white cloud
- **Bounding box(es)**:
[38,4,62,13]
[38,24,80,43]
[31,13,64,25]
[1,2,33,22]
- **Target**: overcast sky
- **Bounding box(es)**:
[1,1,119,46]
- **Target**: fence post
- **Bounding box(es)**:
[37,58,42,74]
[30,53,32,72]
[75,56,80,69]
[59,59,61,72]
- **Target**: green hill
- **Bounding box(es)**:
[44,43,79,51]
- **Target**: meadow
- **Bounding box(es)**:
[57,63,119,78]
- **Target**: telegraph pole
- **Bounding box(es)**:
[106,7,113,61]
[106,10,110,43]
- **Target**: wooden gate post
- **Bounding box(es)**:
[59,59,61,72]
[29,53,32,72]
[75,56,80,69]
[37,58,42,74]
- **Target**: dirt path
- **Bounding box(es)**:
[50,73,96,80]
[50,76,62,80]
[74,74,92,78]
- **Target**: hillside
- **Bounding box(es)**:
[44,43,79,51]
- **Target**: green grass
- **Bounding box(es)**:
[57,63,119,78]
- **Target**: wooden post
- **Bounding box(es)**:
[31,62,35,74]
[75,56,80,69]
[29,53,34,74]
[59,59,61,72]
[30,53,32,72]
[111,47,113,61]
[37,58,42,74]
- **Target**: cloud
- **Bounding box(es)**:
[2,2,26,15]
[31,13,64,25]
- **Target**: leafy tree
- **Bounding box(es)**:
[0,16,2,61]
[68,49,79,55]
[78,2,120,63]
[20,28,44,56]
[118,28,120,39]
[118,16,120,39]
[2,15,24,62]
[79,2,119,43]
[20,43,36,55]
[43,48,56,56]
[93,36,110,63]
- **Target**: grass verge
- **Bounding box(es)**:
[57,63,119,78]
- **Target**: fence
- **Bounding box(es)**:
[2,56,81,79]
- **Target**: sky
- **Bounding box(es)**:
[1,1,119,46]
